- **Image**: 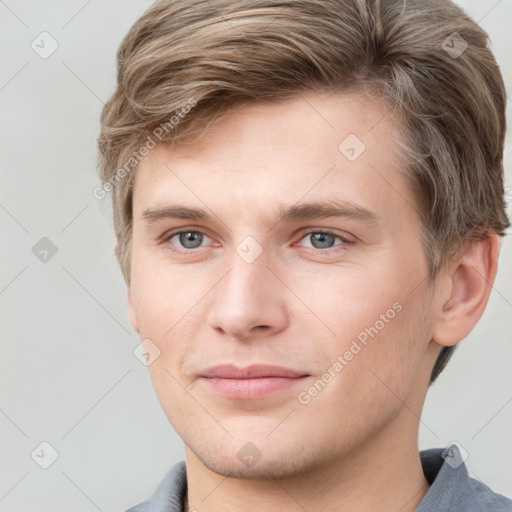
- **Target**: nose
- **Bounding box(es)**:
[206,248,289,341]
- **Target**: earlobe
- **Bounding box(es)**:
[432,233,500,347]
[126,288,139,333]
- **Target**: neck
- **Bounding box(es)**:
[183,410,429,512]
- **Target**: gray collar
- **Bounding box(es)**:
[136,444,512,512]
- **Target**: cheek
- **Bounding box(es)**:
[293,299,431,447]
[289,264,402,344]
[292,265,432,396]
[129,258,209,387]
[129,247,201,337]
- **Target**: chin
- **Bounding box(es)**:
[188,434,329,481]
[200,451,318,480]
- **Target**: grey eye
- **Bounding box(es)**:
[178,231,204,249]
[309,232,336,249]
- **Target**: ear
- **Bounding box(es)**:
[126,287,139,333]
[432,233,500,347]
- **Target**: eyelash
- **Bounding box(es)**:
[160,228,354,254]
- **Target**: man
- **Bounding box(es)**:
[97,0,511,510]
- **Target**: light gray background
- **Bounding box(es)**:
[0,1,511,510]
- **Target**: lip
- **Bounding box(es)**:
[200,364,307,379]
[199,364,309,400]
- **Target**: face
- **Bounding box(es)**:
[127,92,439,479]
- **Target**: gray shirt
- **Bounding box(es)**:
[126,444,512,511]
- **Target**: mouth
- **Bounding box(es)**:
[199,364,310,400]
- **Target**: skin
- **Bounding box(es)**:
[126,92,498,512]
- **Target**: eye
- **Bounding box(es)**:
[168,230,212,250]
[297,230,353,250]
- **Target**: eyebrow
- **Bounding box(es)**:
[141,200,379,226]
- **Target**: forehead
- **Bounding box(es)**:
[159,91,399,164]
[132,92,412,225]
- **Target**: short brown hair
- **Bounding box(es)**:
[97,0,509,382]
